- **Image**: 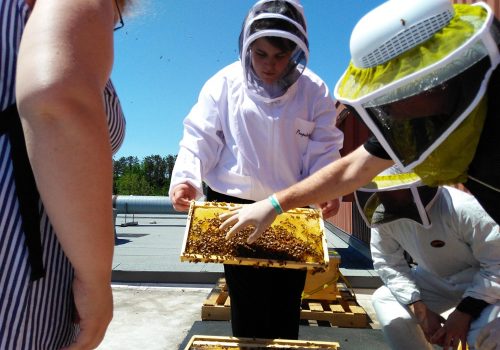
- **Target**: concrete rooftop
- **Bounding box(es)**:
[96,213,388,350]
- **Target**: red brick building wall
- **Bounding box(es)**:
[326,103,371,241]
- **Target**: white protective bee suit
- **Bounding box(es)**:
[370,186,500,350]
[168,0,344,339]
[168,1,343,201]
[169,60,344,200]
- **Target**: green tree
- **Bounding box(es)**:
[115,172,152,195]
[113,154,178,195]
[113,156,142,193]
[165,154,177,189]
[143,155,168,195]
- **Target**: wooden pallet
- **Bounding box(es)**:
[201,279,231,322]
[201,278,369,328]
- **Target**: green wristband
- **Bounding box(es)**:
[268,194,284,214]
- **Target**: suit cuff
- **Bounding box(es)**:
[456,297,490,319]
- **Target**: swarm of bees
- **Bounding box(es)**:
[182,201,326,267]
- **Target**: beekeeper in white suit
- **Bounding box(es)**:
[169,0,344,339]
[219,0,500,240]
[217,0,500,347]
[354,167,500,350]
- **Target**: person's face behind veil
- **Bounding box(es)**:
[381,81,460,121]
[377,189,415,217]
[250,37,293,84]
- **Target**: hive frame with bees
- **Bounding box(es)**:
[183,335,341,350]
[180,201,329,270]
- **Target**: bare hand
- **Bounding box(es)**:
[317,198,340,219]
[476,318,500,350]
[170,183,197,212]
[410,301,446,343]
[431,310,471,350]
[219,199,277,244]
[62,276,113,349]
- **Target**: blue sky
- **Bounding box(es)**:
[111,0,386,160]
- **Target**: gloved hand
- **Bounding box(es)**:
[219,198,277,244]
[476,318,500,350]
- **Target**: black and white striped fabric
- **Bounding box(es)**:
[0,0,126,348]
[105,80,126,153]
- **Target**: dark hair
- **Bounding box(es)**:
[245,0,308,52]
[251,20,297,52]
[266,36,296,52]
[254,0,306,30]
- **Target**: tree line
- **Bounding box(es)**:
[113,155,177,195]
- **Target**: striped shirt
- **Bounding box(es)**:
[0,0,126,348]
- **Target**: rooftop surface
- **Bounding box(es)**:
[111,213,381,288]
[98,213,388,350]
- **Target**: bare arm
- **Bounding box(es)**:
[16,0,117,347]
[278,145,393,211]
[409,301,446,344]
[220,146,393,242]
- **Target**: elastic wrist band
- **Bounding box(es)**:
[456,297,490,319]
[268,194,284,214]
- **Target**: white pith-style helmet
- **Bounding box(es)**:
[351,0,454,69]
[334,0,500,172]
[239,0,309,102]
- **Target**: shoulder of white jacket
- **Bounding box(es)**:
[299,67,329,89]
[199,61,244,97]
[203,62,243,87]
[442,186,477,205]
[208,62,240,79]
[440,186,495,223]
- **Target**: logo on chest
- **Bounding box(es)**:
[430,240,446,248]
[296,129,312,138]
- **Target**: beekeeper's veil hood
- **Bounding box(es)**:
[239,0,309,101]
[355,166,440,228]
[334,0,500,183]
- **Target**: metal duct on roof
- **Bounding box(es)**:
[113,195,178,214]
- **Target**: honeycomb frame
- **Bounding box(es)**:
[180,201,329,270]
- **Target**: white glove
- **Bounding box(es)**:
[219,199,277,244]
[476,318,500,350]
